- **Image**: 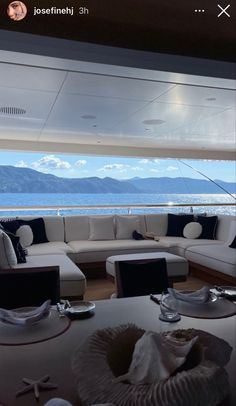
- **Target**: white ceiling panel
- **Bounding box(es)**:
[0,55,235,159]
[113,102,223,136]
[43,93,149,132]
[0,62,66,92]
[155,84,236,108]
[62,72,175,101]
[185,108,236,137]
[0,87,58,125]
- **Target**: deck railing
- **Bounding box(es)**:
[0,203,234,216]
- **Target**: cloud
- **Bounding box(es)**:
[75,160,87,167]
[166,166,178,171]
[15,160,28,168]
[131,166,143,171]
[149,168,160,173]
[139,159,150,164]
[98,163,130,172]
[32,155,71,170]
[139,159,160,165]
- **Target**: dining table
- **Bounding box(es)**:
[0,295,235,406]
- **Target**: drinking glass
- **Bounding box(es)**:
[159,292,180,322]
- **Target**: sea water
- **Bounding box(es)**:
[0,193,235,217]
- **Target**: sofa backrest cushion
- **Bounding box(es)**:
[115,215,140,239]
[216,215,236,242]
[0,230,17,269]
[18,216,65,242]
[145,214,168,236]
[64,215,92,241]
[89,216,115,240]
[226,220,236,246]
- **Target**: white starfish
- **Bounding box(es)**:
[16,375,58,400]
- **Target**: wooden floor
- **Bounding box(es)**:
[84,275,210,301]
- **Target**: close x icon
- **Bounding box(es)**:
[217,4,231,17]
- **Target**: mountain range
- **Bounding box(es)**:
[0,165,235,194]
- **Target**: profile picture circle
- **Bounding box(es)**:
[7,1,27,21]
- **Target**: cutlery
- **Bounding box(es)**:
[214,286,224,292]
[150,294,160,305]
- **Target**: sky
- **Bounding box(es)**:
[0,151,235,182]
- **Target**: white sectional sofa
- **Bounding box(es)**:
[145,214,236,283]
[0,214,235,299]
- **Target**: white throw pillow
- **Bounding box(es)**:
[89,216,115,241]
[0,230,17,269]
[116,216,140,239]
[183,222,202,239]
[16,225,33,247]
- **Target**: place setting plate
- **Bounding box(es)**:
[65,301,95,313]
[0,307,71,346]
[63,301,96,319]
[176,291,236,319]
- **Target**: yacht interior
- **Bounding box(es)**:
[0,5,236,405]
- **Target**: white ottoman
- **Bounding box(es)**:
[106,252,188,284]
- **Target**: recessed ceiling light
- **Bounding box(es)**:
[142,119,165,125]
[81,114,96,120]
[205,97,216,101]
[0,107,26,115]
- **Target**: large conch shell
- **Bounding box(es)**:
[72,324,231,406]
[115,331,198,384]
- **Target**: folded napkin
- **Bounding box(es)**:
[168,286,210,304]
[0,300,51,325]
[115,331,198,385]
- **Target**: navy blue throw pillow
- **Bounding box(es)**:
[0,219,20,234]
[4,230,27,263]
[197,216,218,239]
[229,236,236,248]
[166,214,194,237]
[18,218,48,245]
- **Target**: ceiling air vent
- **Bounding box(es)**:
[0,107,26,115]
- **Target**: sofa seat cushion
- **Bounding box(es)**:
[67,239,170,263]
[13,254,86,297]
[27,242,74,256]
[185,244,236,278]
[158,237,221,257]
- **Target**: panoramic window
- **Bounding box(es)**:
[0,153,235,217]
